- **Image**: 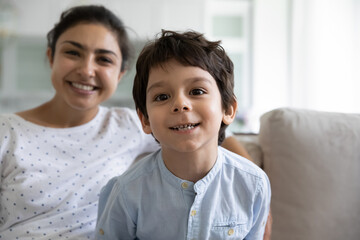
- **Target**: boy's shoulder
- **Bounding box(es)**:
[109,150,161,189]
[219,147,267,181]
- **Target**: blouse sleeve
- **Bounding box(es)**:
[0,115,12,187]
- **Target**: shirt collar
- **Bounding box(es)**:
[157,147,223,194]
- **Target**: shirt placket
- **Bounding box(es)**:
[186,185,204,240]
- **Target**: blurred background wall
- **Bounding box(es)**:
[0,0,359,132]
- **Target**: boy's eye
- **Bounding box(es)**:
[154,94,170,101]
[190,88,206,95]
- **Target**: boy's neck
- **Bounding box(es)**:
[161,145,219,183]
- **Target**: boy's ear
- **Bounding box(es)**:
[222,100,238,125]
[46,48,54,67]
[137,110,152,134]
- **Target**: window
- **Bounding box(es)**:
[205,0,253,132]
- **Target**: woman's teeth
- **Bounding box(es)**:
[72,82,95,91]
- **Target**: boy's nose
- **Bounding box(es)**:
[173,105,190,112]
[172,96,191,113]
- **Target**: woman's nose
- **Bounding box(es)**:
[77,57,95,77]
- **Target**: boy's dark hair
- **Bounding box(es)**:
[47,5,132,72]
[133,30,236,145]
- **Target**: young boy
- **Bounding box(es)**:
[95,30,271,240]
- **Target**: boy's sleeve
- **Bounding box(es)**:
[245,173,271,240]
[95,178,136,240]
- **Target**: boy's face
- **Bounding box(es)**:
[138,59,236,154]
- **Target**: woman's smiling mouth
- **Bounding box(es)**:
[70,82,98,91]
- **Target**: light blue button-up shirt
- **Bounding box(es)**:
[96,147,271,240]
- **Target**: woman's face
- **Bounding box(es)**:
[48,23,124,112]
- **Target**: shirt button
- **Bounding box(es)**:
[191,210,197,216]
[228,228,234,236]
[181,182,189,189]
[99,228,105,235]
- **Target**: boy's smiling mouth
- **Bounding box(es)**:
[170,123,200,131]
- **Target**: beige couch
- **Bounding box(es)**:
[235,108,360,240]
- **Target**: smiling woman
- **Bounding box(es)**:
[0,5,161,239]
[45,23,124,125]
[15,25,124,127]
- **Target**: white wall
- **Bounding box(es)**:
[248,0,290,131]
[0,0,208,113]
[291,0,358,113]
[248,0,360,131]
[2,0,359,132]
[11,0,206,38]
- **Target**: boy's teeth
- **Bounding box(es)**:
[72,82,94,91]
[174,124,196,130]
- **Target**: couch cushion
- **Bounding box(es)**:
[259,108,360,240]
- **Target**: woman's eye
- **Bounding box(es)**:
[190,88,205,95]
[98,56,113,64]
[65,50,79,56]
[154,94,169,101]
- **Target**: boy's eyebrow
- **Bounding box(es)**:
[60,40,119,58]
[191,77,213,85]
[146,81,165,93]
[147,77,213,93]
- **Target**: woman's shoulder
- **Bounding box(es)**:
[0,113,25,149]
[0,113,24,129]
[100,106,142,129]
[101,106,137,121]
[0,112,17,120]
